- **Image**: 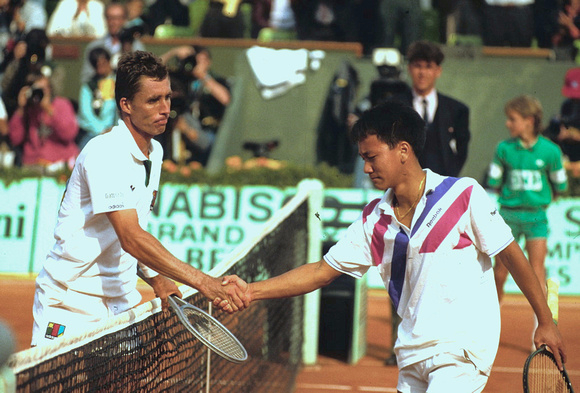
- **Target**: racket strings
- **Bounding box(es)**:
[527,352,571,393]
[182,308,247,360]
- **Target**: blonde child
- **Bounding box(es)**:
[487,95,568,302]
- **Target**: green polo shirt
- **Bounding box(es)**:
[487,136,568,209]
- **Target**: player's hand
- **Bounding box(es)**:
[201,275,248,314]
[213,275,252,313]
[534,321,567,371]
[149,275,182,311]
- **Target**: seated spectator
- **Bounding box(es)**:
[482,0,534,47]
[200,0,246,39]
[80,2,144,83]
[77,46,117,149]
[552,0,580,60]
[291,0,359,42]
[160,45,231,165]
[378,0,422,56]
[144,0,189,35]
[9,71,79,169]
[125,0,150,36]
[46,0,106,38]
[252,0,296,39]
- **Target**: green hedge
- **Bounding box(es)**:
[0,160,354,188]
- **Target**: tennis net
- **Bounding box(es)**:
[7,180,324,392]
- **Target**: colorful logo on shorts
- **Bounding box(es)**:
[45,322,66,340]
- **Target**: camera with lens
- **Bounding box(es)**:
[26,87,44,106]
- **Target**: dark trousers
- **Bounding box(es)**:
[483,4,533,47]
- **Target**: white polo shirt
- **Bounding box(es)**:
[324,170,514,374]
[42,120,162,304]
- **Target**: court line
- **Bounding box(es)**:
[296,383,397,392]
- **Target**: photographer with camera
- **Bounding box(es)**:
[159,45,231,166]
[8,71,79,168]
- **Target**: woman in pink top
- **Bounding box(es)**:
[9,72,79,168]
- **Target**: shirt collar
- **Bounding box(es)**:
[377,169,440,214]
[113,119,155,162]
[412,89,438,122]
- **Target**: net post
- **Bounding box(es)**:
[297,179,324,365]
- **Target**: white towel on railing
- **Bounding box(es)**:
[246,46,323,100]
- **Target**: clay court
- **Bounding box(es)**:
[1,277,579,392]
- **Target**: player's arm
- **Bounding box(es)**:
[219,259,343,306]
[106,208,247,312]
[137,266,181,310]
[495,241,567,369]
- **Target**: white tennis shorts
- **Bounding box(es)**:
[31,270,137,347]
[397,349,488,393]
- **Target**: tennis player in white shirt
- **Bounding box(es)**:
[219,102,567,393]
[31,51,246,347]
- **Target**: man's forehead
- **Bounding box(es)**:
[135,77,171,95]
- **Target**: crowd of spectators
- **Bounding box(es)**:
[0,0,578,174]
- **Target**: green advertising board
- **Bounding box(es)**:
[1,178,579,295]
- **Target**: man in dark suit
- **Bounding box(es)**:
[405,40,471,177]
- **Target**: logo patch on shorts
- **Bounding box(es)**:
[45,322,66,339]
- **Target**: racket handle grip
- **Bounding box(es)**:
[546,278,559,325]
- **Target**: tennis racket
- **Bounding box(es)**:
[168,295,248,363]
[522,278,574,393]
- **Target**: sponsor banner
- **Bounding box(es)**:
[148,184,291,271]
[1,179,578,295]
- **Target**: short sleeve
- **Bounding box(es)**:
[84,148,138,214]
[468,182,514,257]
[324,215,373,278]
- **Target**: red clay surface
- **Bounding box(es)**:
[1,277,579,392]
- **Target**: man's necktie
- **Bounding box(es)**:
[422,98,428,123]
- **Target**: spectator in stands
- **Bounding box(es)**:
[0,0,46,68]
[9,0,47,33]
[144,0,190,35]
[9,71,79,169]
[200,0,246,39]
[291,0,359,42]
[80,2,144,83]
[378,0,422,55]
[552,0,580,60]
[0,96,11,167]
[125,0,150,36]
[251,0,296,39]
[482,0,534,47]
[487,95,568,304]
[77,46,117,149]
[1,29,57,117]
[46,0,107,38]
[545,68,580,195]
[533,0,559,49]
[405,40,471,178]
[160,45,231,165]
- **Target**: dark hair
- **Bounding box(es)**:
[406,40,444,65]
[88,47,111,70]
[351,102,426,157]
[115,50,168,111]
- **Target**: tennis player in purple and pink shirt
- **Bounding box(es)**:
[220,102,567,393]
